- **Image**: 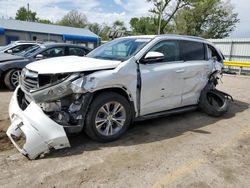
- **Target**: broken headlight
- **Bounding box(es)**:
[38,73,71,88]
[30,73,86,103]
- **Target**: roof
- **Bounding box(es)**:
[209,38,250,43]
[124,35,156,39]
[0,19,100,42]
[37,42,89,48]
[124,34,210,43]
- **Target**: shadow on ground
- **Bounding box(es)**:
[46,99,249,159]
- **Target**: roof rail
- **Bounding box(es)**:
[158,34,206,41]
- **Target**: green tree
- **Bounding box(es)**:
[130,17,158,35]
[88,23,102,35]
[100,24,111,41]
[38,19,53,24]
[112,20,127,31]
[57,10,88,28]
[15,6,38,21]
[175,0,239,38]
[88,23,111,41]
[147,0,190,34]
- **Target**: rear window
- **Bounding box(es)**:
[181,41,205,61]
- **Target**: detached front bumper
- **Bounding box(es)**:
[7,87,70,159]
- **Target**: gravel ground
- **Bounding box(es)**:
[0,74,250,188]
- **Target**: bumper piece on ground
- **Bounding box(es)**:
[6,87,70,159]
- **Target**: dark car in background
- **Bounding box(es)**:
[0,43,90,90]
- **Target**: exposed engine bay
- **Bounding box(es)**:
[18,70,94,134]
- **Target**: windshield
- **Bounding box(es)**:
[87,38,151,61]
[0,43,15,52]
[16,45,42,57]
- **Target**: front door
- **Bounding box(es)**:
[139,40,184,116]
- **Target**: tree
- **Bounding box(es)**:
[100,24,111,41]
[112,20,127,31]
[38,19,53,24]
[87,23,111,40]
[175,0,239,38]
[57,10,88,28]
[15,6,38,21]
[147,0,190,34]
[88,23,102,35]
[130,17,158,35]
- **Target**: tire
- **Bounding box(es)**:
[4,69,21,90]
[199,86,229,117]
[84,92,132,142]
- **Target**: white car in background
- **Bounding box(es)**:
[7,34,230,159]
[0,41,38,54]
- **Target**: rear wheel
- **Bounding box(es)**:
[85,92,132,142]
[4,69,21,90]
[199,86,229,117]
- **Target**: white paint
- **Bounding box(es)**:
[7,87,70,159]
[26,56,121,74]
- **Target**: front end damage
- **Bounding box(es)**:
[7,71,94,159]
[7,87,71,159]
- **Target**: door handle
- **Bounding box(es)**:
[175,69,185,73]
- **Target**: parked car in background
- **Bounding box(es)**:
[6,34,231,159]
[0,43,91,90]
[0,41,39,55]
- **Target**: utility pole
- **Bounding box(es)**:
[157,2,163,35]
[27,3,29,21]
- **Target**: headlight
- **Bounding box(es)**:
[30,73,85,102]
[38,73,71,88]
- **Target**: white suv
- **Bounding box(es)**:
[7,35,228,159]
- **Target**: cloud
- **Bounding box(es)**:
[230,0,250,37]
[113,0,123,6]
[0,0,153,28]
[0,0,247,37]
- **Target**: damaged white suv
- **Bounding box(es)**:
[7,35,229,159]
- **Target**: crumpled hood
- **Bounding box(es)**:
[26,56,121,74]
[0,53,26,63]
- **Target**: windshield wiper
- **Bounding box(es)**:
[94,56,122,61]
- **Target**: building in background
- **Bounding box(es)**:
[0,19,100,49]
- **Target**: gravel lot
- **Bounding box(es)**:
[0,74,250,188]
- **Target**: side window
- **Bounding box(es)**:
[181,41,205,61]
[68,47,86,56]
[207,45,222,62]
[148,40,180,62]
[41,47,65,58]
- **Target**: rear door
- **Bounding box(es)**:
[140,40,185,115]
[180,40,212,106]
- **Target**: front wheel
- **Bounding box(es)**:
[85,92,132,142]
[4,69,21,90]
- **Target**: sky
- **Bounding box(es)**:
[0,0,249,38]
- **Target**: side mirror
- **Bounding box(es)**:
[35,54,44,60]
[7,49,13,53]
[141,51,164,63]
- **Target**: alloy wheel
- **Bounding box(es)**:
[95,101,126,136]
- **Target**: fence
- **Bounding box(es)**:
[209,38,250,74]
